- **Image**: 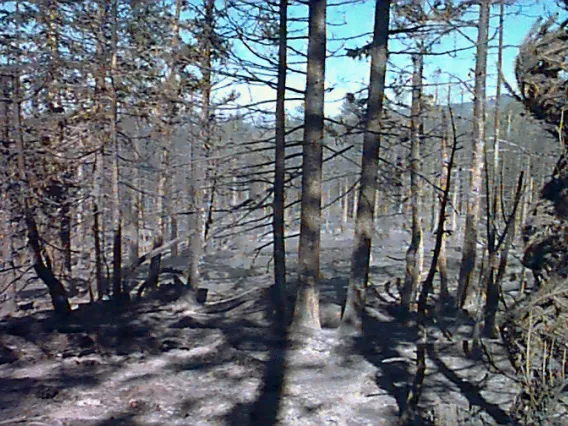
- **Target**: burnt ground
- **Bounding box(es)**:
[0,225,525,425]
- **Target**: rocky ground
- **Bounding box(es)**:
[0,223,525,425]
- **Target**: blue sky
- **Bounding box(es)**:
[2,0,560,117]
[230,0,565,117]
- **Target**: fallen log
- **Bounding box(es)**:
[122,231,195,278]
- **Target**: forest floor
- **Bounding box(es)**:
[0,222,524,425]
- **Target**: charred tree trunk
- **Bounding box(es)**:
[146,150,166,293]
[484,174,523,338]
[293,0,326,330]
[482,0,506,337]
[401,108,459,424]
[170,214,178,256]
[456,0,490,309]
[60,201,72,277]
[341,0,391,333]
[273,0,288,322]
[402,52,424,317]
[146,0,181,293]
[92,4,108,300]
[204,165,218,246]
[188,0,214,291]
[438,110,451,303]
[110,0,122,298]
[341,179,349,231]
[93,150,106,299]
[145,236,163,294]
[26,213,71,315]
[491,0,504,209]
[13,66,70,315]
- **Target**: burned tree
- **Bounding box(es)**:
[456,0,490,309]
[341,0,391,333]
[293,0,326,330]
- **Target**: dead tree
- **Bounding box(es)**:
[146,0,182,294]
[456,0,490,309]
[341,0,392,333]
[437,109,451,303]
[272,0,289,322]
[293,0,326,330]
[401,52,424,317]
[12,67,70,315]
[110,0,123,298]
[400,107,458,424]
[188,0,215,291]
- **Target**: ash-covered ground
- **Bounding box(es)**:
[0,219,524,425]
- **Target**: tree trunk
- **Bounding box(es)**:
[146,236,163,293]
[492,0,504,206]
[374,187,380,219]
[110,0,122,298]
[341,179,349,232]
[147,140,167,293]
[395,155,404,215]
[292,0,326,330]
[60,202,72,277]
[341,0,391,333]
[438,110,450,303]
[133,135,142,260]
[203,166,217,247]
[93,4,108,299]
[495,206,516,288]
[456,0,490,309]
[483,0,506,338]
[92,151,106,299]
[170,214,178,256]
[401,108,459,424]
[352,182,359,218]
[450,172,457,234]
[147,0,181,292]
[187,0,214,291]
[273,0,288,322]
[26,213,71,315]
[402,52,424,317]
[12,64,70,315]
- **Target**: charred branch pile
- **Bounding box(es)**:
[501,279,568,423]
[515,16,568,143]
[502,15,568,423]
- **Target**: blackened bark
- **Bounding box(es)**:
[400,109,458,424]
[482,0,506,338]
[92,196,105,299]
[93,5,107,299]
[273,0,288,322]
[25,213,71,315]
[456,0,490,309]
[188,0,214,291]
[484,173,524,337]
[60,202,72,276]
[438,110,450,303]
[341,0,391,333]
[293,0,326,330]
[170,215,178,256]
[110,0,122,298]
[401,52,424,318]
[204,169,217,244]
[12,65,70,315]
[145,236,163,294]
